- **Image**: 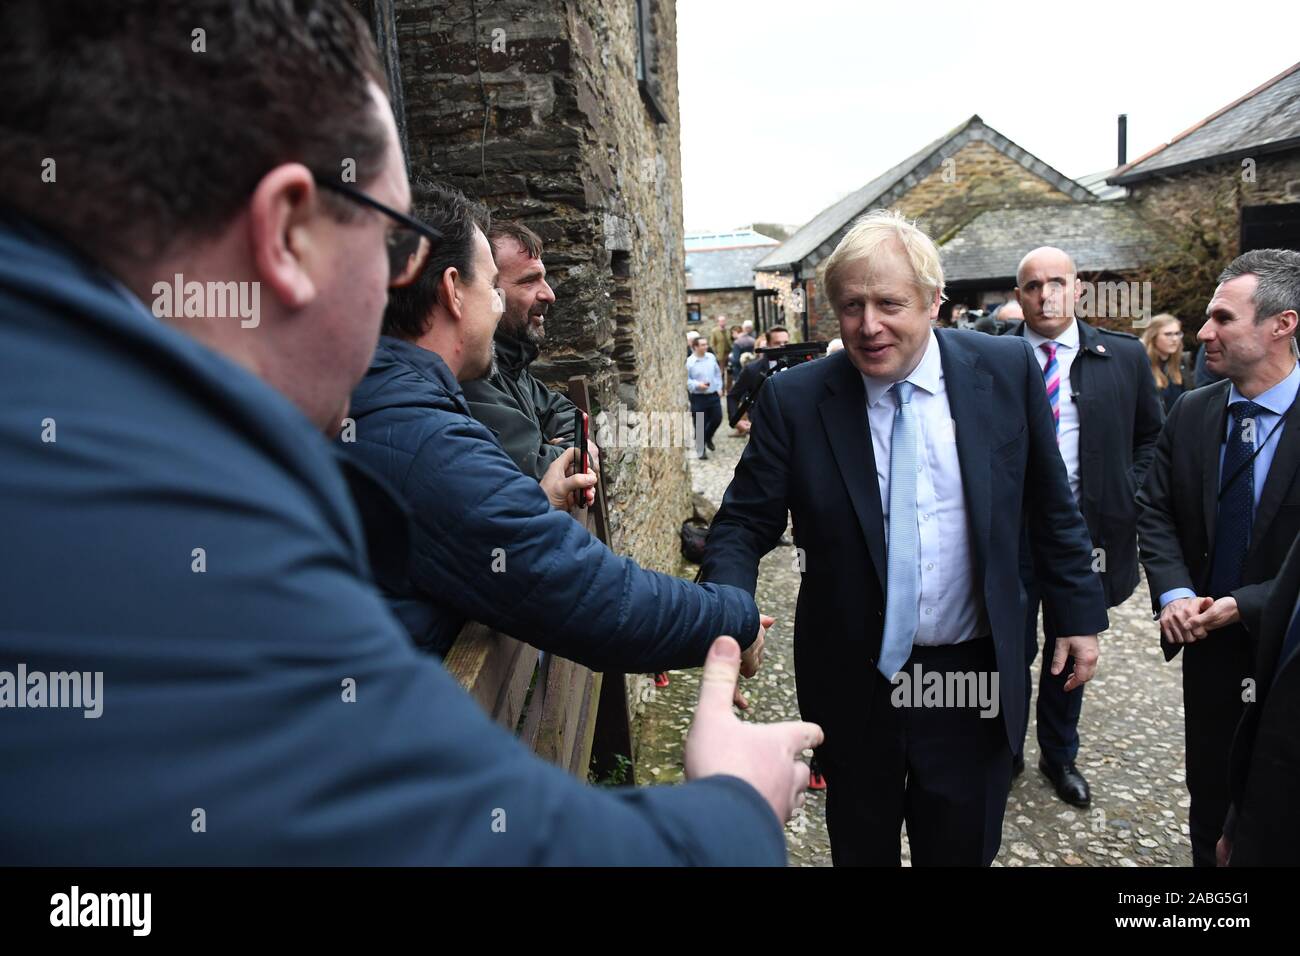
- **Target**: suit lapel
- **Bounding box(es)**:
[1250,406,1300,552]
[1201,387,1230,563]
[818,357,887,595]
[937,331,993,576]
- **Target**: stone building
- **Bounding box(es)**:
[755,63,1300,344]
[358,0,694,579]
[684,228,780,332]
[1107,60,1300,325]
[755,115,1103,341]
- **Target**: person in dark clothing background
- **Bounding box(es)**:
[727,326,791,432]
[1007,247,1164,807]
[1137,248,1300,867]
[1214,534,1300,866]
[461,221,586,480]
[1142,313,1195,413]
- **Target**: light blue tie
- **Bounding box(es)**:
[878,380,919,681]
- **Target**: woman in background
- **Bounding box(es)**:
[1141,313,1192,414]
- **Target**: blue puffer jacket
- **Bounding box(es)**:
[0,213,784,866]
[341,336,760,665]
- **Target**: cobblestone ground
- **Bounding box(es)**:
[635,421,1193,867]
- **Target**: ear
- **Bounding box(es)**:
[928,291,941,323]
[247,163,322,310]
[439,266,463,324]
[1013,288,1024,307]
[1072,275,1084,302]
[1275,309,1299,339]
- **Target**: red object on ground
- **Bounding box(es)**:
[653,672,670,688]
[808,770,827,791]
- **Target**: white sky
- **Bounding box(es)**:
[678,0,1299,232]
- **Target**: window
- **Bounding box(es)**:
[687,302,701,324]
[634,1,668,124]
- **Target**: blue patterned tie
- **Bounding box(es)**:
[878,381,919,681]
[1208,400,1264,598]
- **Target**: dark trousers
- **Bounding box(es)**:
[689,392,721,453]
[1183,626,1252,867]
[1020,579,1084,765]
[821,637,1013,866]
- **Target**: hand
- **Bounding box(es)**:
[1052,634,1099,692]
[1188,596,1239,639]
[1160,596,1214,645]
[1216,834,1232,867]
[685,636,823,825]
[732,614,774,709]
[740,614,772,679]
[539,447,596,511]
[549,435,600,472]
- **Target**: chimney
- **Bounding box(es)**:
[1117,113,1128,168]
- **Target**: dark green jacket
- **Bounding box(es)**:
[463,333,577,479]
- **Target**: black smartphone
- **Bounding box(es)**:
[572,409,589,508]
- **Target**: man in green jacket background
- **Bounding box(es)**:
[463,220,588,479]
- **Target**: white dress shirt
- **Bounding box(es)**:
[861,331,988,646]
[1024,319,1081,500]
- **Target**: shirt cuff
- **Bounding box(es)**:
[1158,587,1197,609]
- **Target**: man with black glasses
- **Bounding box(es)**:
[0,0,815,865]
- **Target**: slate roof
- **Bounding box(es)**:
[1110,61,1300,185]
[686,243,779,290]
[940,203,1165,284]
[756,115,1094,273]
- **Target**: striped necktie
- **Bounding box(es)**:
[1041,342,1060,437]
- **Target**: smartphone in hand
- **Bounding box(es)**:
[572,408,589,509]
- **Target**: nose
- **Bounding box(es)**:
[540,281,556,304]
[860,308,884,338]
[1197,322,1214,343]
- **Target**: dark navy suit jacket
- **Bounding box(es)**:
[701,332,1109,765]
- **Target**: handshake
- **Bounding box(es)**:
[684,629,824,826]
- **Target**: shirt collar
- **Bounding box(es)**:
[1024,318,1079,352]
[861,330,942,408]
[1227,360,1300,415]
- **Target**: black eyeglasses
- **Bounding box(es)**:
[313,175,442,288]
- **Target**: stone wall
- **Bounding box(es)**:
[896,140,1079,242]
[1125,152,1300,330]
[1127,153,1300,240]
[687,288,753,331]
[394,0,692,581]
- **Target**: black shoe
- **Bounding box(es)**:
[1012,753,1025,778]
[705,439,715,451]
[1039,757,1091,807]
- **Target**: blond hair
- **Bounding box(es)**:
[819,208,946,308]
[1141,314,1184,388]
